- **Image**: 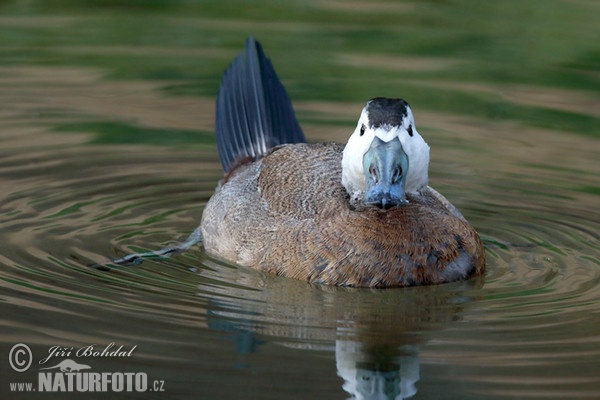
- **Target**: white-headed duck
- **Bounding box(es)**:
[199,37,485,288]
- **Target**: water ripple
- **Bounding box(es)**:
[1,140,599,399]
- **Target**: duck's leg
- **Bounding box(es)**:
[91,227,202,270]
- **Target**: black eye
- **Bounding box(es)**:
[407,125,413,137]
[360,124,366,136]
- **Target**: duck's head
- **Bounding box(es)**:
[341,98,430,209]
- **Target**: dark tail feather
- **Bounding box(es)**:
[215,36,305,173]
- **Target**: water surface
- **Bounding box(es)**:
[1,1,599,399]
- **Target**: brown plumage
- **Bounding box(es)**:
[201,143,485,288]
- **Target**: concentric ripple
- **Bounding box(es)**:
[1,133,598,399]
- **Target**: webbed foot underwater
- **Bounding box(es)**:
[199,37,485,288]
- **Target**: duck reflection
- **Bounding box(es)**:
[336,340,419,399]
[201,257,482,399]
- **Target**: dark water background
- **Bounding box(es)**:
[1,1,598,398]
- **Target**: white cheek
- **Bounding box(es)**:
[341,130,373,193]
[399,131,430,192]
[349,134,370,172]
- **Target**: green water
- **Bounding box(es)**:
[1,1,598,399]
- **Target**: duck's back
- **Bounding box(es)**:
[201,142,485,287]
[259,143,346,219]
[201,142,345,267]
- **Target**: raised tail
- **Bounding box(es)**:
[215,36,305,173]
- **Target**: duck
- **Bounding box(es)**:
[198,37,485,288]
